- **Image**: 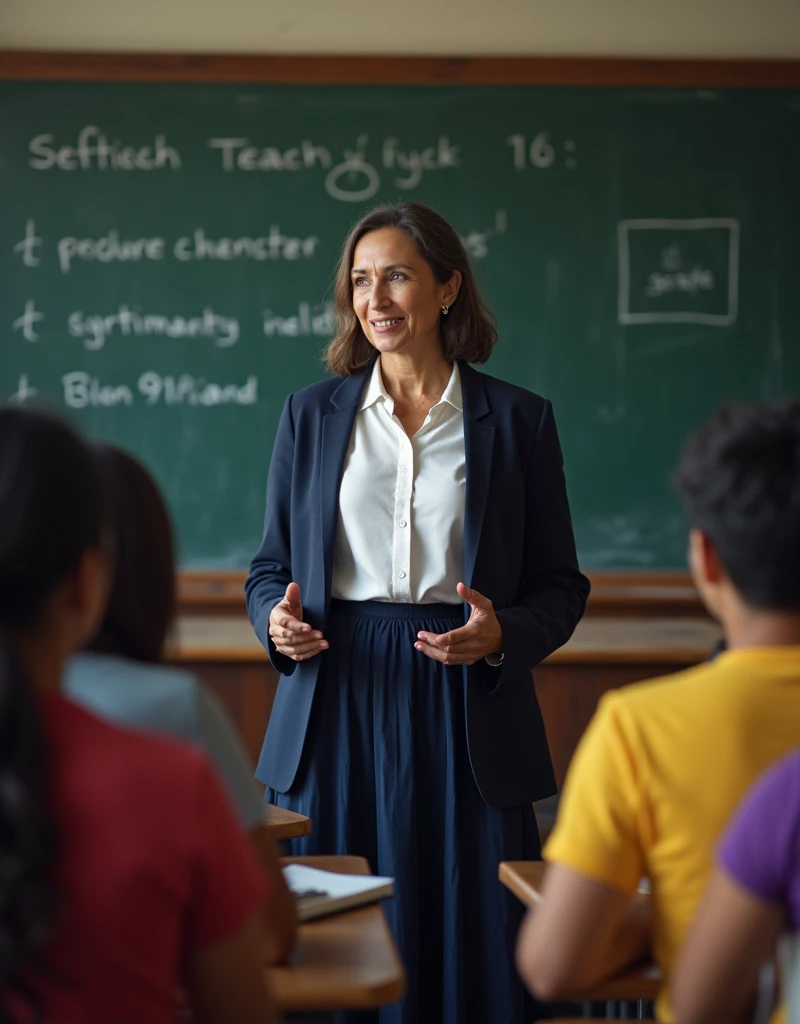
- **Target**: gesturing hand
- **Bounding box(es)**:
[268,582,328,663]
[414,582,503,666]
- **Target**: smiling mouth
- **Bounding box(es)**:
[371,317,404,329]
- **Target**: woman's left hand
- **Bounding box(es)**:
[415,583,504,666]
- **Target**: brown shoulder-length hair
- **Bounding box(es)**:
[324,202,498,376]
[88,444,176,664]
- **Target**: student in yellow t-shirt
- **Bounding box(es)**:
[515,400,800,1023]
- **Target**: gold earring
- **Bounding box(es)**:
[441,304,449,315]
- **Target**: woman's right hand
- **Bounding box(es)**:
[268,582,328,662]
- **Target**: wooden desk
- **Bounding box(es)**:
[499,861,662,1002]
[271,855,405,1013]
[264,804,311,840]
[499,859,550,907]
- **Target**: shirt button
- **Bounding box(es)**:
[399,519,407,528]
[398,570,407,579]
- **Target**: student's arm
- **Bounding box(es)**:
[671,868,783,1024]
[516,864,651,1000]
[195,686,298,962]
[250,823,299,964]
[517,694,651,1000]
[187,914,277,1024]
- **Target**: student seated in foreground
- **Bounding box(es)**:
[0,407,275,1024]
[515,401,800,1022]
[672,749,800,1024]
[64,443,297,963]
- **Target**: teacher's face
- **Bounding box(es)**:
[351,227,450,360]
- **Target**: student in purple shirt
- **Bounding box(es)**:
[672,750,800,1023]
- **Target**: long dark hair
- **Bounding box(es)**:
[324,202,498,376]
[89,445,176,664]
[0,407,109,1021]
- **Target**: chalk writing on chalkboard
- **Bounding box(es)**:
[12,215,506,277]
[5,202,510,423]
[3,80,795,569]
[60,371,259,409]
[617,218,740,327]
[25,125,569,204]
[29,126,181,172]
[506,133,578,171]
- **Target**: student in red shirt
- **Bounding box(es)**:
[0,407,276,1024]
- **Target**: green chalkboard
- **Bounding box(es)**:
[1,76,798,568]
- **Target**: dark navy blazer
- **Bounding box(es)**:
[245,360,590,808]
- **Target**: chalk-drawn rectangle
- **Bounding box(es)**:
[618,218,740,326]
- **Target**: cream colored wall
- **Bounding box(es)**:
[2,0,800,58]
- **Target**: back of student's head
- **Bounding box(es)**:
[0,406,109,1019]
[674,401,800,609]
[89,445,176,664]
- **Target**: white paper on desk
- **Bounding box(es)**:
[283,864,394,922]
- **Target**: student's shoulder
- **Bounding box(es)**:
[69,650,197,693]
[48,690,210,791]
[66,651,200,722]
[115,657,200,700]
[597,660,725,723]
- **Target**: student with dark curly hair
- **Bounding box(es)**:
[516,400,800,1023]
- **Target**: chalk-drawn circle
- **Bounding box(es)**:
[325,160,381,203]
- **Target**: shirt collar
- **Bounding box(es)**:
[360,358,390,411]
[439,361,463,412]
[359,359,463,413]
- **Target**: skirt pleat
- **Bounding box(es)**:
[267,600,543,1024]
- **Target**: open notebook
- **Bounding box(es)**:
[283,864,395,922]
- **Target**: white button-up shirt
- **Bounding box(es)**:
[331,359,466,604]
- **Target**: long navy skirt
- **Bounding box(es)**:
[267,600,544,1024]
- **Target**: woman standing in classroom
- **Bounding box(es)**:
[246,201,590,1024]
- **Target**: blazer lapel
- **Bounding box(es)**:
[320,365,372,607]
[460,362,495,589]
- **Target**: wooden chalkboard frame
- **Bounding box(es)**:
[3,51,797,608]
[1,52,800,88]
